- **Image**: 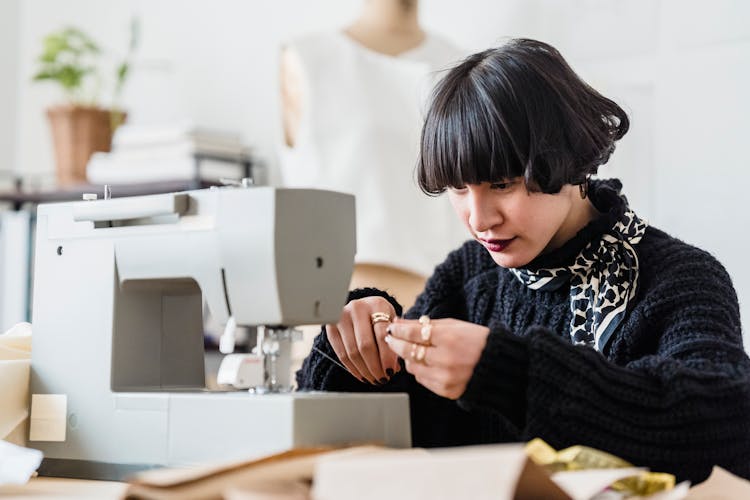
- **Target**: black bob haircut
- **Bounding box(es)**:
[417,38,629,195]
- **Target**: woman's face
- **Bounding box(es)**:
[447,178,581,268]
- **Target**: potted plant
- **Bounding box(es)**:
[33,20,139,185]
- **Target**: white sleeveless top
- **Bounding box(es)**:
[280,31,468,277]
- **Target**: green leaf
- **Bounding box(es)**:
[38,52,57,64]
[32,70,56,81]
[61,27,99,55]
[42,34,68,58]
[116,63,129,84]
[56,65,86,91]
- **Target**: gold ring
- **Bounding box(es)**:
[420,324,432,344]
[415,345,426,363]
[370,312,391,325]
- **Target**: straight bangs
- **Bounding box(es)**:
[417,57,527,195]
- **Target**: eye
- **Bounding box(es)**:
[489,180,514,191]
[449,184,468,193]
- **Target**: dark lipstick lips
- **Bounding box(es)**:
[480,237,515,252]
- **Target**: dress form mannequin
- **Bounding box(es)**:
[280,0,461,310]
[282,0,425,149]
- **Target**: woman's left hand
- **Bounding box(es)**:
[384,317,490,399]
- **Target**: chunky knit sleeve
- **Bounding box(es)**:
[459,246,750,483]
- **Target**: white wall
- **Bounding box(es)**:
[5,0,750,345]
[0,0,20,187]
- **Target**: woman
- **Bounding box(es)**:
[296,38,750,483]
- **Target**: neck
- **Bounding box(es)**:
[546,187,600,252]
[356,0,420,33]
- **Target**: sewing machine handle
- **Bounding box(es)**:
[73,193,189,223]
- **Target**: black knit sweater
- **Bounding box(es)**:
[296,180,750,483]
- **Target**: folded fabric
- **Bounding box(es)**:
[0,322,31,360]
[0,323,32,446]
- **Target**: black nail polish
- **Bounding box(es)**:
[386,368,394,377]
[379,377,387,384]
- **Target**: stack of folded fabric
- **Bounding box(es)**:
[0,322,32,447]
[86,123,249,184]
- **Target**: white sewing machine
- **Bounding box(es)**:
[28,185,410,480]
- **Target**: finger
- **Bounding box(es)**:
[369,304,400,377]
[403,360,460,399]
[372,320,401,377]
[397,346,447,394]
[325,323,363,381]
[359,297,401,375]
[384,335,435,367]
[404,359,440,385]
[338,312,378,383]
[349,302,388,382]
[388,318,439,346]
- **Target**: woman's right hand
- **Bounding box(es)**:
[325,296,401,384]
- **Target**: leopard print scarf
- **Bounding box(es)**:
[509,193,648,352]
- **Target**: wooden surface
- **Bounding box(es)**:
[0,477,127,499]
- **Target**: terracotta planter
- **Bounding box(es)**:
[46,104,126,186]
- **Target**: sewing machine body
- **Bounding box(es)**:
[28,187,410,480]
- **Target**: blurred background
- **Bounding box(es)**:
[0,0,748,347]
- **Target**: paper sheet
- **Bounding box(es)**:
[313,443,570,500]
[552,468,645,500]
[0,440,42,485]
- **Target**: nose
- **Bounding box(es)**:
[466,186,503,234]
